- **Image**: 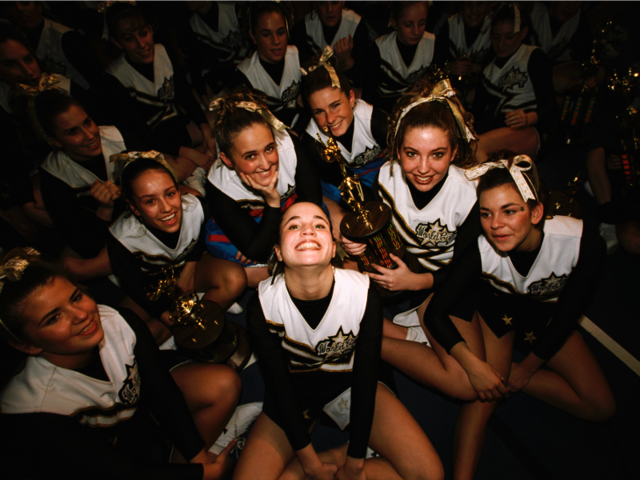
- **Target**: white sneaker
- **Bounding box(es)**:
[182,167,207,197]
[226,302,243,315]
[209,402,263,455]
[406,325,431,347]
[599,223,618,254]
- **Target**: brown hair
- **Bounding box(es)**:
[300,53,352,110]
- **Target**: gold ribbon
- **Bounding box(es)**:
[15,73,61,97]
[110,150,178,183]
[464,155,538,202]
[98,0,136,13]
[299,45,340,89]
[394,79,477,143]
[210,99,288,133]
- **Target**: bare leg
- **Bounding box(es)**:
[62,245,112,281]
[519,330,616,421]
[477,127,539,163]
[245,266,270,288]
[452,317,513,480]
[194,253,247,310]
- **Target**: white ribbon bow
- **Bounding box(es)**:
[464,155,537,202]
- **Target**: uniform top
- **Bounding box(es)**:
[0,306,204,480]
[425,216,606,360]
[445,13,492,64]
[189,2,249,64]
[249,269,382,459]
[303,8,361,56]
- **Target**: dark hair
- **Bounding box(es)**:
[476,149,547,227]
[120,157,178,204]
[33,88,84,139]
[490,2,532,31]
[300,54,352,109]
[386,80,477,169]
[212,87,273,159]
[0,23,44,75]
[391,1,429,20]
[106,2,148,39]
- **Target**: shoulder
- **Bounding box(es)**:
[544,216,583,238]
[286,45,299,56]
[422,31,436,42]
[335,268,370,289]
[109,211,144,240]
[105,53,127,75]
[448,165,479,191]
[353,99,374,120]
[342,8,361,24]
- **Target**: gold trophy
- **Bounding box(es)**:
[316,129,405,295]
[147,267,252,371]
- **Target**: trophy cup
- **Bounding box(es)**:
[147,268,252,371]
[316,129,405,295]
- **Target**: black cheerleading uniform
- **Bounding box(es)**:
[248,269,382,459]
[425,217,605,360]
[0,306,205,480]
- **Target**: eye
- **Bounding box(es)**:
[145,198,155,205]
[72,291,84,303]
[480,212,491,219]
[123,35,133,43]
[83,118,92,127]
[140,29,149,37]
[167,190,176,197]
[45,314,61,326]
[288,224,300,230]
[266,145,275,153]
[504,209,516,215]
[65,127,78,135]
[314,223,326,229]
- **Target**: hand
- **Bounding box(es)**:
[235,250,256,265]
[336,457,366,480]
[506,361,534,393]
[341,235,367,256]
[465,358,508,401]
[181,146,215,170]
[607,154,622,170]
[200,122,217,159]
[306,463,339,480]
[333,34,354,70]
[239,170,280,208]
[175,262,197,296]
[451,58,472,77]
[367,253,418,292]
[90,180,120,207]
[505,110,528,130]
[201,439,237,480]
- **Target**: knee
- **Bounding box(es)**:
[588,397,616,422]
[223,264,248,297]
[214,365,242,403]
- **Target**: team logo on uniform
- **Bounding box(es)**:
[316,326,357,359]
[223,29,246,51]
[280,184,296,202]
[405,65,429,85]
[118,361,141,405]
[281,81,301,105]
[158,76,175,102]
[416,219,456,246]
[42,56,67,76]
[528,272,568,296]
[352,145,381,166]
[498,66,528,90]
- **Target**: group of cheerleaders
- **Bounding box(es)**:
[0,3,618,480]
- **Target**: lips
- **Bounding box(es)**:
[413,174,434,185]
[295,241,321,251]
[160,212,178,225]
[77,319,97,336]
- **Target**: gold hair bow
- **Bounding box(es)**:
[15,74,61,97]
[110,150,178,183]
[299,45,340,89]
[0,248,40,293]
[464,155,537,202]
[210,99,288,133]
[394,79,476,143]
[97,0,136,14]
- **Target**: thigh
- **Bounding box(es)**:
[478,312,515,378]
[171,362,240,411]
[193,252,246,291]
[368,384,444,480]
[233,412,295,480]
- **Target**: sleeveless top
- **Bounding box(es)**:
[304,9,361,54]
[447,13,492,64]
[189,2,248,64]
[530,2,581,63]
[37,19,90,90]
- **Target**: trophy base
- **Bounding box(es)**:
[173,300,225,350]
[191,321,252,370]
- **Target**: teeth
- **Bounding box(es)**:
[416,176,432,182]
[296,242,321,250]
[161,213,176,222]
[80,321,93,334]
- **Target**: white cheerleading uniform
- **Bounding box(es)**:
[375,31,435,98]
[110,194,204,272]
[106,44,178,128]
[447,13,492,63]
[40,125,125,195]
[258,269,369,374]
[207,129,298,210]
[482,44,539,115]
[237,46,302,114]
[304,9,361,54]
[37,19,90,90]
[189,3,248,64]
[0,306,140,426]
[377,163,477,271]
[479,216,582,302]
[306,100,381,167]
[530,2,580,63]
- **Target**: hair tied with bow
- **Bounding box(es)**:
[300,45,340,89]
[15,74,69,143]
[210,98,288,133]
[110,150,178,184]
[465,155,538,202]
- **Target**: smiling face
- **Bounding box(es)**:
[393,2,427,46]
[461,1,489,28]
[3,1,43,31]
[112,18,155,64]
[49,105,102,162]
[491,20,528,58]
[220,122,279,188]
[398,126,457,192]
[308,87,355,138]
[0,39,41,87]
[16,276,104,369]
[251,11,287,64]
[276,202,335,268]
[479,183,543,253]
[315,1,344,28]
[129,169,182,233]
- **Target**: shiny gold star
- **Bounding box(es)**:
[502,315,513,325]
[524,331,537,343]
[337,397,349,412]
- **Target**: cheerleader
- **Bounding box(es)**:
[472,3,557,162]
[362,1,448,114]
[236,202,443,480]
[108,155,247,344]
[205,89,321,288]
[105,3,216,171]
[230,2,305,131]
[425,151,615,480]
[0,249,240,480]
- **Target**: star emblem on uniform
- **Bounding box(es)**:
[303,409,311,419]
[416,219,456,247]
[281,184,296,201]
[337,397,349,412]
[524,331,537,344]
[502,315,513,325]
[158,76,175,102]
